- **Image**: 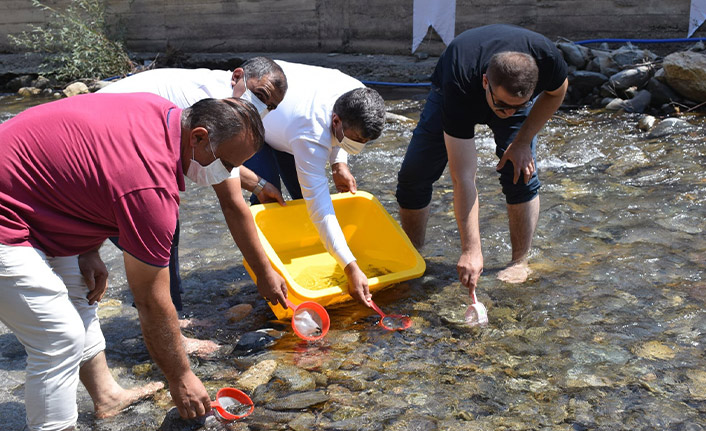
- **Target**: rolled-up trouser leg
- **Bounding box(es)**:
[488,102,541,204]
[0,244,103,431]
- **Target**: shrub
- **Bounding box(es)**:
[9,0,134,83]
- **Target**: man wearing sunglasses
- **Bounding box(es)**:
[396,24,568,300]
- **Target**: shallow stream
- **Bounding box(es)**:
[0,90,704,431]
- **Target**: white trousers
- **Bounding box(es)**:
[0,244,106,431]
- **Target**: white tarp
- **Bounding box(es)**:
[412,0,456,53]
[689,0,706,37]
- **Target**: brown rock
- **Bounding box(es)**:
[225,303,253,322]
[662,51,706,103]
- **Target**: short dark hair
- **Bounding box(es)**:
[181,98,264,151]
[486,52,539,99]
[241,57,288,95]
[333,87,386,141]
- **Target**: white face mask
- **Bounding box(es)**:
[240,86,269,118]
[185,144,231,186]
[338,135,367,155]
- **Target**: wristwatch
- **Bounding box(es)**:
[252,177,267,195]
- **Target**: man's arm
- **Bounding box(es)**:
[78,245,109,305]
[212,177,288,307]
[123,252,210,419]
[332,162,357,194]
[497,78,569,184]
[238,165,285,205]
[445,132,483,298]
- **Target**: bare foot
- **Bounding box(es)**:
[94,381,164,419]
[497,261,532,284]
[179,317,215,329]
[182,334,220,357]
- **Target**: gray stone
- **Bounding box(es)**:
[32,75,51,89]
[607,66,652,92]
[662,51,706,102]
[604,97,627,111]
[647,77,682,106]
[623,89,651,113]
[557,42,589,68]
[233,330,276,354]
[637,115,657,131]
[647,118,697,138]
[610,44,658,68]
[569,70,608,95]
[265,390,329,410]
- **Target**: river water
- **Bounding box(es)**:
[0,90,704,430]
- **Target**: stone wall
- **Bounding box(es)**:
[1,0,702,55]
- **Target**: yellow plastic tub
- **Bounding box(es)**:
[243,191,426,319]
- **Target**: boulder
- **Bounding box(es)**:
[647,118,697,138]
[622,89,651,113]
[18,87,41,97]
[662,51,706,103]
[610,44,658,68]
[646,77,682,106]
[63,81,89,97]
[569,70,608,96]
[557,42,590,69]
[607,66,652,92]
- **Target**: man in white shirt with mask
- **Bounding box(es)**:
[244,60,386,305]
[100,57,289,354]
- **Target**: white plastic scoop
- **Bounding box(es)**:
[465,290,488,326]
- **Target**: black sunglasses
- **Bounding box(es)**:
[487,81,531,112]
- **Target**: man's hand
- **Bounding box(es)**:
[457,250,483,298]
[496,140,535,185]
[257,269,288,308]
[78,248,109,305]
[170,370,212,419]
[332,162,357,194]
[344,261,371,305]
[257,182,286,206]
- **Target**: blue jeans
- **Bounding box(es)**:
[396,86,541,209]
[244,143,302,204]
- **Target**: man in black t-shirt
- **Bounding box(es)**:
[396,24,568,300]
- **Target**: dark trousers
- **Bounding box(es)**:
[396,86,541,209]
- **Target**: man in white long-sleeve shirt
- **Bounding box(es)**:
[245,60,386,305]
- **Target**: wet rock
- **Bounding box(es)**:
[606,66,652,92]
[157,406,207,431]
[647,118,697,138]
[687,370,706,400]
[289,412,317,431]
[632,340,676,360]
[225,303,253,322]
[233,330,276,354]
[235,359,277,392]
[569,70,608,96]
[387,414,437,430]
[272,363,316,391]
[18,86,41,97]
[557,42,590,69]
[622,89,651,113]
[662,51,706,102]
[593,50,621,77]
[63,81,89,97]
[265,390,329,410]
[637,115,656,131]
[647,77,682,106]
